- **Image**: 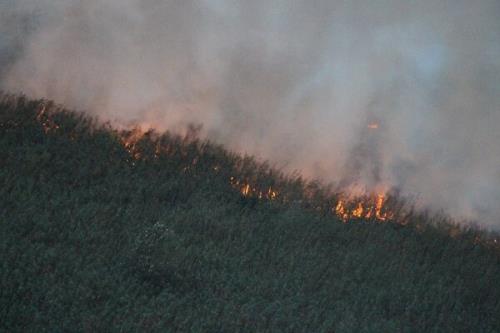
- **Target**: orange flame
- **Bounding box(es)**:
[120,128,146,161]
[229,174,395,222]
[32,111,395,223]
[333,193,393,222]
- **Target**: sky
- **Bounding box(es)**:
[1,0,500,227]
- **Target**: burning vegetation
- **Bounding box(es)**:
[118,124,400,224]
[2,95,500,332]
[24,96,401,225]
[22,94,404,226]
[334,193,393,222]
[4,94,500,242]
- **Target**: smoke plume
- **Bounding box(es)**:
[1,0,500,227]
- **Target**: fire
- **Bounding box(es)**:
[36,105,60,133]
[375,193,390,220]
[120,128,146,161]
[242,184,251,196]
[352,202,364,218]
[334,193,393,222]
[31,108,394,224]
[230,176,279,201]
[335,200,349,221]
[233,175,394,222]
[268,187,278,200]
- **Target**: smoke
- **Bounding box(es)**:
[1,0,500,227]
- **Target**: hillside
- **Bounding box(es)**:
[1,95,499,332]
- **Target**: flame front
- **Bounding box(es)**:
[32,109,395,224]
[233,175,394,222]
[334,193,393,222]
[118,129,395,223]
[230,177,279,201]
[121,128,146,161]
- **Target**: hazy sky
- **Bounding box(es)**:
[1,0,500,227]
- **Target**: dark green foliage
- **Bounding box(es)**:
[1,94,499,332]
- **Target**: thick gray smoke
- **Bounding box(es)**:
[1,0,500,227]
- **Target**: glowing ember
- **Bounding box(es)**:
[242,184,251,196]
[120,128,146,160]
[36,105,60,133]
[268,187,278,200]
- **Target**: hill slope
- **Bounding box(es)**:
[1,95,499,332]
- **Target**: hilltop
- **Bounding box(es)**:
[1,95,499,332]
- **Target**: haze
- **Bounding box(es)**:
[1,0,499,227]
